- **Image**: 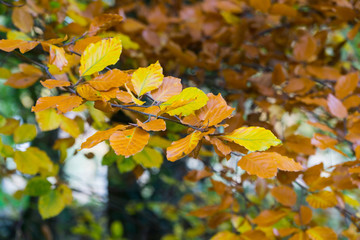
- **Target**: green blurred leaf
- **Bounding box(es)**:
[38,189,65,219]
[25,177,51,196]
[116,156,136,173]
[13,124,37,144]
[133,147,163,168]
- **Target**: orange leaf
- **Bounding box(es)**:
[151,76,182,102]
[88,69,129,91]
[88,14,124,36]
[238,152,303,178]
[347,22,360,40]
[73,36,102,54]
[249,0,271,12]
[294,206,312,226]
[32,95,83,114]
[166,131,203,162]
[49,45,68,71]
[253,209,287,227]
[184,168,213,182]
[306,121,336,135]
[4,64,42,89]
[197,93,234,126]
[116,90,133,103]
[0,39,38,53]
[136,118,166,131]
[81,125,126,149]
[306,191,338,208]
[311,133,346,156]
[270,3,298,17]
[327,94,348,118]
[110,127,150,157]
[293,34,317,62]
[12,6,33,33]
[77,84,102,101]
[271,185,297,207]
[208,137,232,156]
[306,226,337,240]
[41,79,70,89]
[335,72,359,99]
[272,63,287,85]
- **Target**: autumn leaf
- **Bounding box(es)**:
[49,45,68,71]
[306,191,338,208]
[32,95,83,114]
[253,209,287,227]
[166,131,203,161]
[327,94,348,118]
[39,189,65,219]
[133,147,163,168]
[35,108,61,131]
[14,147,53,175]
[88,69,129,91]
[136,118,166,131]
[335,72,359,99]
[40,79,70,89]
[150,76,182,102]
[12,6,33,33]
[4,64,43,89]
[160,87,209,116]
[306,226,337,240]
[270,185,297,207]
[197,93,234,126]
[293,34,317,62]
[13,124,37,144]
[88,14,124,36]
[79,37,122,76]
[109,127,150,157]
[220,127,281,151]
[238,152,303,178]
[250,0,271,12]
[131,61,164,96]
[0,39,38,53]
[294,206,312,226]
[81,125,126,149]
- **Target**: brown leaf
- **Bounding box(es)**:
[335,72,359,99]
[327,94,348,118]
[12,6,34,33]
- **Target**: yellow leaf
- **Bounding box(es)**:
[0,118,20,135]
[13,124,37,144]
[35,108,61,131]
[79,37,122,76]
[38,189,65,219]
[238,152,303,178]
[124,84,145,105]
[211,231,240,240]
[14,147,53,175]
[109,127,150,157]
[57,184,72,205]
[59,115,81,138]
[221,127,281,151]
[133,147,163,168]
[131,61,164,96]
[306,226,337,240]
[160,87,209,116]
[306,191,338,208]
[166,131,203,162]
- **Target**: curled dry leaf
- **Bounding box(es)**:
[49,45,68,71]
[167,131,203,161]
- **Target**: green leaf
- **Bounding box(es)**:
[111,221,124,238]
[116,156,136,173]
[25,177,51,196]
[102,150,118,166]
[133,147,163,168]
[38,189,65,219]
[0,115,6,128]
[13,124,37,144]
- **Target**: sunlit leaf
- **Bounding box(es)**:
[81,124,126,149]
[306,226,337,240]
[0,39,38,53]
[110,127,150,157]
[40,79,71,89]
[221,127,281,151]
[88,69,129,91]
[131,61,164,96]
[306,191,337,208]
[150,76,182,102]
[160,87,209,116]
[136,118,166,131]
[14,147,53,175]
[32,95,83,113]
[79,37,122,76]
[166,131,203,161]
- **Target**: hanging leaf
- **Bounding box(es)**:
[49,45,68,71]
[81,125,126,149]
[133,147,163,168]
[32,95,83,113]
[150,76,182,102]
[160,87,209,116]
[221,127,281,151]
[131,61,164,96]
[79,37,122,76]
[166,131,203,161]
[88,69,129,91]
[14,147,53,175]
[38,189,65,219]
[270,185,297,207]
[136,118,166,131]
[110,127,150,157]
[197,93,234,126]
[327,94,348,118]
[13,124,37,144]
[238,152,303,178]
[35,108,61,131]
[59,115,81,138]
[306,191,338,208]
[0,39,38,53]
[40,79,71,89]
[294,206,312,226]
[253,209,287,227]
[306,227,337,240]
